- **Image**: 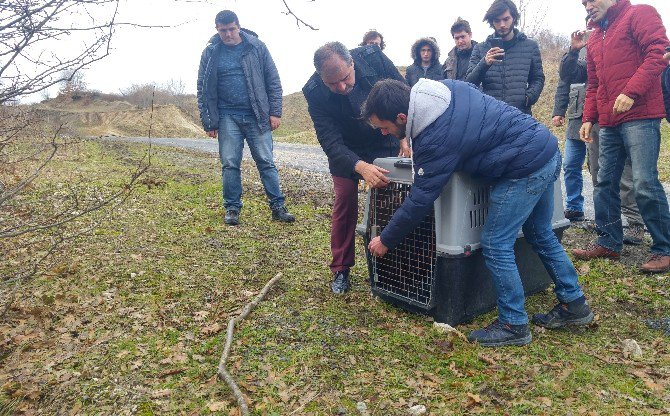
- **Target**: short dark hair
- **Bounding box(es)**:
[362,79,411,123]
[313,42,353,73]
[360,30,386,50]
[451,17,472,36]
[483,0,519,28]
[215,10,239,26]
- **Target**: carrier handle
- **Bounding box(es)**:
[393,159,412,169]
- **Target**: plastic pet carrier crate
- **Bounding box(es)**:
[357,157,570,325]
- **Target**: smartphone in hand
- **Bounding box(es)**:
[489,37,503,49]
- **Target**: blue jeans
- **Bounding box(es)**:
[563,138,586,212]
[594,119,670,255]
[217,114,285,211]
[482,151,584,325]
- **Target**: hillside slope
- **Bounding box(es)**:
[36,95,206,138]
[26,59,587,144]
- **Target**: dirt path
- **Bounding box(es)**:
[103,136,330,174]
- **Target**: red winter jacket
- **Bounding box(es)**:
[583,0,669,127]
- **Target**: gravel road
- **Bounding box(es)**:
[101,136,670,224]
[107,136,330,174]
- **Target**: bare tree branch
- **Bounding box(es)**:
[217,273,283,415]
[281,0,318,30]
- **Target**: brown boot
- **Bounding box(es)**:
[572,244,620,260]
[640,254,670,273]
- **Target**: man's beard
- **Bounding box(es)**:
[497,27,513,38]
[397,124,407,139]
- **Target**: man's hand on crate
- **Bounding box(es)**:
[355,161,390,188]
[368,236,388,257]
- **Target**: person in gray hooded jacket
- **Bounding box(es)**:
[362,78,593,347]
[196,10,294,226]
[405,37,444,87]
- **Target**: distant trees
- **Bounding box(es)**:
[59,69,88,99]
[119,80,199,123]
[118,80,191,107]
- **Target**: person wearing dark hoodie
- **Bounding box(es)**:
[405,37,444,87]
[196,10,294,226]
[362,78,593,347]
[466,0,545,114]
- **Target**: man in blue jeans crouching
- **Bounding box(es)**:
[363,78,593,347]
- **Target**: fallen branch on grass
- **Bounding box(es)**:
[217,272,282,415]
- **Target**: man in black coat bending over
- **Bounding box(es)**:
[303,42,408,294]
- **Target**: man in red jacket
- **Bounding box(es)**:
[573,0,670,273]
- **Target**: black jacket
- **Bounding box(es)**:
[554,49,587,121]
[559,48,587,85]
[196,32,282,133]
[443,40,478,81]
[466,30,545,114]
[405,37,444,86]
[303,45,405,178]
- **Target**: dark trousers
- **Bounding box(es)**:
[330,176,359,273]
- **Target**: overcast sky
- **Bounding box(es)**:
[51,0,670,99]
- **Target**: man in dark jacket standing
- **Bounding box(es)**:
[443,18,478,81]
[196,10,294,226]
[303,42,408,294]
[405,37,444,87]
[572,0,670,274]
[466,0,545,114]
[363,78,593,347]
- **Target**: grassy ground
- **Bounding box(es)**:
[2,140,669,415]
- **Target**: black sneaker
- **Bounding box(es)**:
[532,296,594,329]
[331,269,350,294]
[271,206,295,223]
[564,210,585,222]
[467,319,532,347]
[224,210,239,226]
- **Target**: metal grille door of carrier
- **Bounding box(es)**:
[370,182,437,307]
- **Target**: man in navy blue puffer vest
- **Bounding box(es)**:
[362,78,593,347]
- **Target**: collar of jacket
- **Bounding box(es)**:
[206,31,259,51]
[604,0,630,27]
[455,40,477,57]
